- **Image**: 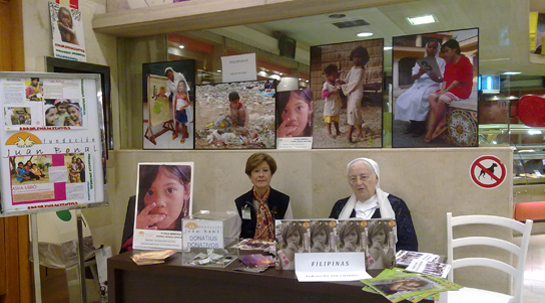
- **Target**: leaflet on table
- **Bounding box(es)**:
[1,145,96,213]
[361,268,461,303]
[1,77,87,130]
[405,260,451,279]
[395,250,441,267]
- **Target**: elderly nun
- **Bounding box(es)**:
[329,158,418,252]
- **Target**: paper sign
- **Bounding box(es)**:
[295,252,371,282]
[221,53,257,82]
[182,219,224,250]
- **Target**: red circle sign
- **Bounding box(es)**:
[470,156,506,188]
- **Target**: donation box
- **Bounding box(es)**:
[181,211,238,267]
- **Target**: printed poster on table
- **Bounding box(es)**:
[133,162,194,251]
[49,2,86,62]
[0,72,105,216]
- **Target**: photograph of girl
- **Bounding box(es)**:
[276,220,309,270]
[309,220,335,252]
[337,220,365,252]
[276,89,314,138]
[135,164,193,231]
[310,39,384,149]
[366,220,395,270]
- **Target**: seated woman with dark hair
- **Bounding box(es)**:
[425,38,474,143]
[235,152,292,240]
[329,158,418,252]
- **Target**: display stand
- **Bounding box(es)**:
[76,210,87,303]
[30,214,42,303]
[0,72,107,303]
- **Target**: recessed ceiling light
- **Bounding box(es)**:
[407,15,437,25]
[217,70,221,73]
[178,45,185,49]
[502,71,521,75]
[383,46,393,51]
[328,13,346,19]
[357,32,373,37]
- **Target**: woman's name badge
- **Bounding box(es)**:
[242,206,251,220]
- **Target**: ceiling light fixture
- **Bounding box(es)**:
[407,15,437,25]
[178,45,185,49]
[357,32,373,37]
[383,46,393,51]
[502,71,521,75]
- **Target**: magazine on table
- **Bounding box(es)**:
[405,259,451,279]
[361,268,461,303]
[395,250,440,267]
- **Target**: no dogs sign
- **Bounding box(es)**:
[470,156,506,188]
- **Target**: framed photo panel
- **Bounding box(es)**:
[310,38,384,149]
[392,28,479,148]
[142,60,196,150]
[195,80,276,150]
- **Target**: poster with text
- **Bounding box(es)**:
[0,72,105,216]
[310,38,383,149]
[132,162,194,251]
[392,28,479,148]
[142,60,196,150]
[3,77,87,130]
[49,2,86,62]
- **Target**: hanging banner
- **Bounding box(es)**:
[49,2,86,62]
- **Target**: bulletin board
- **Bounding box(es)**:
[0,72,107,217]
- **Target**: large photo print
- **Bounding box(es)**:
[195,80,276,149]
[143,60,196,150]
[392,28,479,148]
[133,163,194,250]
[310,38,383,149]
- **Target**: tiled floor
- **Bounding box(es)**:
[521,233,545,303]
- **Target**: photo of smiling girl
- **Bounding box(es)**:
[135,163,193,231]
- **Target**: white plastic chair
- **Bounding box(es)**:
[439,212,533,303]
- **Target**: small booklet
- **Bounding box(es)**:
[231,239,276,251]
[235,254,275,273]
[416,57,442,77]
[405,260,451,279]
[396,250,440,267]
[131,249,177,266]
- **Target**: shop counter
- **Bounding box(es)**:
[107,251,426,303]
